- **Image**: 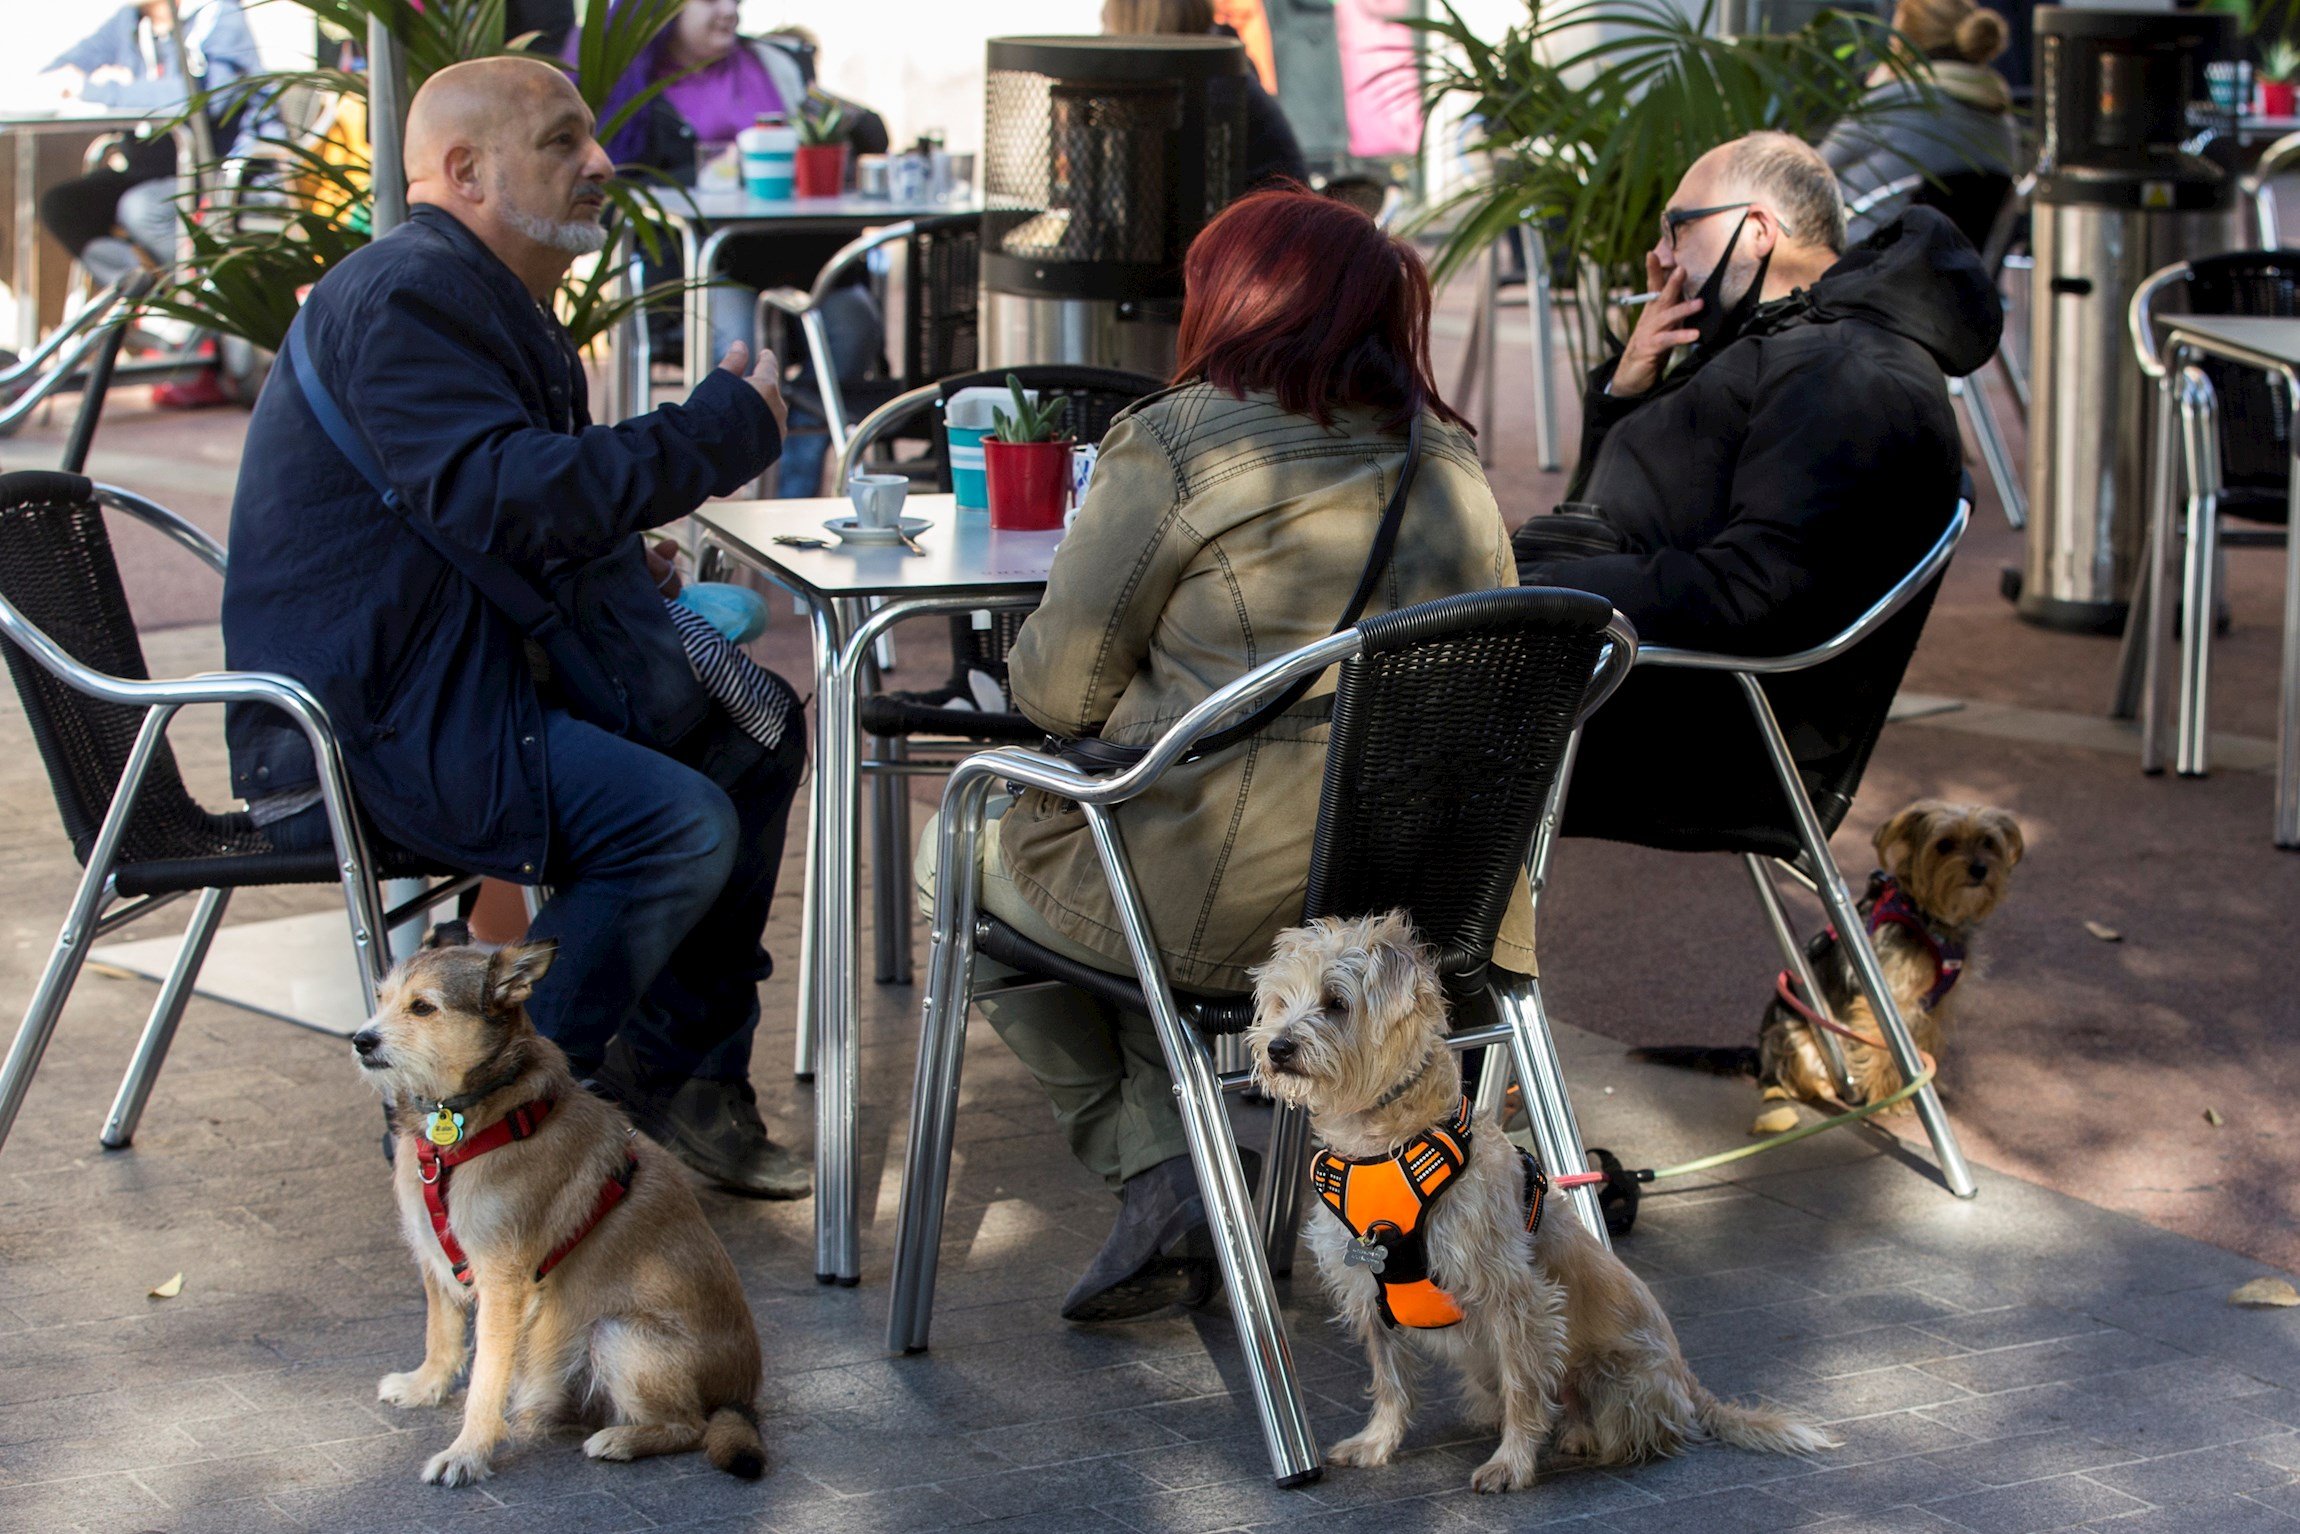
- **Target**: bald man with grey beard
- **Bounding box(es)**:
[221,56,816,1197]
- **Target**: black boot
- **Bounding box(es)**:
[1059,1150,1258,1323]
[597,1040,810,1200]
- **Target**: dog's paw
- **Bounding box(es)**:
[1469,1451,1539,1493]
[1325,1430,1400,1469]
[421,1442,495,1487]
[583,1426,644,1461]
[378,1370,453,1409]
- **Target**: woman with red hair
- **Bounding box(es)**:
[920,187,1526,1322]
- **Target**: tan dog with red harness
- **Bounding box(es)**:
[352,941,765,1487]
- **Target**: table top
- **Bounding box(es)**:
[694,495,1064,598]
[676,191,980,225]
[0,106,155,132]
[2168,315,2300,369]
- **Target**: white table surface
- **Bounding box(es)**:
[692,494,1066,596]
[0,107,153,130]
[2169,314,2300,368]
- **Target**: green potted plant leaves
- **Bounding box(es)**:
[2263,37,2300,116]
[794,92,851,196]
[983,373,1073,530]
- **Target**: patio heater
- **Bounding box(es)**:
[979,35,1250,375]
[2020,7,2241,633]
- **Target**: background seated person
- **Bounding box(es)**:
[917,188,1528,1323]
[224,58,811,1197]
[1101,0,1309,189]
[590,2,889,497]
[1820,0,2021,245]
[1514,132,2000,844]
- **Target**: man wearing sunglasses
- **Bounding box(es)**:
[1514,130,2001,844]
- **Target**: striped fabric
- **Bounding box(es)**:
[661,598,799,754]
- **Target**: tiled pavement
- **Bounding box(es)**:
[6,643,2300,1533]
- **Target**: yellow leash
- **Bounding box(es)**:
[1641,1065,1939,1182]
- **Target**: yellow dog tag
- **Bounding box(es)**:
[426,1105,465,1147]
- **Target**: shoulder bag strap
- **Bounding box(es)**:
[281,317,634,735]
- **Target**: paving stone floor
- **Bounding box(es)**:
[6,633,2300,1534]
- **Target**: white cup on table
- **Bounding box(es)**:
[848,473,909,530]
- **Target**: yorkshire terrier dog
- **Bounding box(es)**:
[353,941,766,1487]
[1249,913,1832,1494]
[1756,800,2023,1116]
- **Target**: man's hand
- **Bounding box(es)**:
[87,65,135,88]
[718,342,788,440]
[1609,256,1702,400]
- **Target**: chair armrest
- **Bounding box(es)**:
[757,285,814,318]
[94,485,226,575]
[1844,173,1924,222]
[806,221,919,307]
[1634,501,1969,677]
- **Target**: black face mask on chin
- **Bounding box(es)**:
[1689,211,1772,354]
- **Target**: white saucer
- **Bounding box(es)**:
[825,514,932,545]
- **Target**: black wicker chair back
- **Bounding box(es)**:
[1304,587,1617,993]
[1912,171,2016,259]
[902,219,981,385]
[2177,251,2300,521]
[0,471,264,868]
[1562,577,1945,861]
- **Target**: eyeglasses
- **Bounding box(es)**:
[1658,201,1753,251]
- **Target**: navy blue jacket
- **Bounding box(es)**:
[222,206,778,878]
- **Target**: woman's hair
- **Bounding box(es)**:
[1102,0,1215,34]
[1173,186,1466,430]
[1893,0,2008,64]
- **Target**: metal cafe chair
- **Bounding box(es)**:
[832,365,1161,988]
[2119,253,2300,779]
[1542,501,1979,1198]
[1845,172,2026,528]
[885,586,1636,1486]
[0,471,471,1158]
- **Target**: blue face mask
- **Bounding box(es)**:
[1688,212,1772,354]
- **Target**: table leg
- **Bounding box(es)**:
[815,595,871,1285]
[14,131,40,361]
[686,225,733,399]
[2280,420,2300,847]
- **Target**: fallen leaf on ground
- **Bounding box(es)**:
[2231,1278,2300,1308]
[2205,1107,2226,1126]
[1750,1105,1800,1136]
[2084,921,2123,942]
[148,1273,183,1300]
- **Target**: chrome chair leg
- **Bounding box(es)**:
[1742,855,1855,1101]
[1080,803,1320,1487]
[100,885,230,1149]
[1953,373,2025,530]
[1493,976,1609,1246]
[0,705,175,1154]
[2176,367,2221,778]
[1256,1101,1312,1278]
[1737,675,1977,1199]
[1525,225,1562,472]
[886,768,997,1354]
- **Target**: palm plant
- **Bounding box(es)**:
[1411,0,1931,358]
[147,0,694,352]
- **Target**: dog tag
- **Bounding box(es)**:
[426,1106,465,1147]
[1344,1233,1388,1274]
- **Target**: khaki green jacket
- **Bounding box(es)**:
[998,383,1536,994]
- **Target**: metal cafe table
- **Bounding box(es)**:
[1,107,160,356]
[690,495,1060,1284]
[2146,313,2300,847]
[668,191,983,391]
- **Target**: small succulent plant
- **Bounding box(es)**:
[989,373,1071,443]
[797,93,848,147]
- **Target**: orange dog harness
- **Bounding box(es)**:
[1311,1097,1548,1330]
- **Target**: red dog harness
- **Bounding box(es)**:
[1863,872,1965,1011]
[1310,1097,1548,1330]
[412,1098,636,1286]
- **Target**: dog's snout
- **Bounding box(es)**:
[1264,1035,1299,1069]
[1966,860,1991,882]
[351,1028,384,1065]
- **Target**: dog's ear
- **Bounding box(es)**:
[1977,807,2025,867]
[1360,911,1433,1024]
[1873,801,1945,877]
[485,940,557,1016]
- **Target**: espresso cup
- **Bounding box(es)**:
[848,473,909,530]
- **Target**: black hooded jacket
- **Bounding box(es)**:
[1518,209,2002,849]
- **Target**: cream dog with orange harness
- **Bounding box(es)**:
[352,941,766,1488]
[1251,912,1833,1493]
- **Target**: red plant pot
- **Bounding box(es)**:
[2265,80,2297,117]
[984,439,1073,530]
[793,143,849,197]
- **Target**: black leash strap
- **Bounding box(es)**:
[1057,410,1425,772]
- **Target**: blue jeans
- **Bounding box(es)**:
[274,705,805,1086]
